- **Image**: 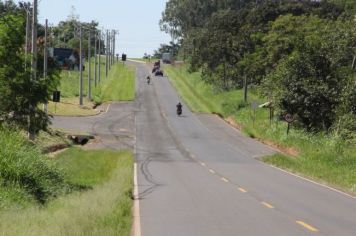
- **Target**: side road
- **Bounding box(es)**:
[51,102,135,151]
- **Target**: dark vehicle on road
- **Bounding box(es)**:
[176,102,182,116]
[154,60,160,67]
[152,65,159,73]
[152,60,161,73]
[155,70,163,76]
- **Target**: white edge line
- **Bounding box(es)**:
[133,94,141,236]
[134,163,142,236]
[263,162,356,199]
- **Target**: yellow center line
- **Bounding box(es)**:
[238,187,248,193]
[296,221,319,232]
[221,177,229,183]
[261,202,274,209]
[209,169,215,174]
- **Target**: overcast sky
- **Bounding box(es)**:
[15,0,171,58]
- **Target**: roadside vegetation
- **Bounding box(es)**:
[0,2,134,235]
[165,64,356,194]
[0,130,133,235]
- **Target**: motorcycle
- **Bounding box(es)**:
[146,76,151,84]
[176,103,182,116]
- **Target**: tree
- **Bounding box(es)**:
[0,11,60,133]
[161,0,346,91]
[153,41,181,59]
[51,19,102,56]
[263,15,355,131]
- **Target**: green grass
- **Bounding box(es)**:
[0,147,133,236]
[46,97,99,116]
[0,128,70,208]
[59,58,135,104]
[0,184,35,210]
[164,64,356,195]
[164,64,261,116]
[54,148,123,186]
[53,58,135,116]
[92,63,135,103]
[265,150,356,194]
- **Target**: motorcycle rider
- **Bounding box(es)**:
[176,102,183,115]
[146,76,151,84]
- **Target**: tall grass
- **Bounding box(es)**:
[164,64,356,194]
[0,128,70,207]
[0,148,133,236]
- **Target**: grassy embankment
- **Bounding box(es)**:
[164,64,356,195]
[0,128,133,235]
[47,58,135,116]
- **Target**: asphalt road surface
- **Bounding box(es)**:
[51,102,135,150]
[52,61,356,236]
[133,61,356,236]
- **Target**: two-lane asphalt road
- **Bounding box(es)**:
[133,61,356,236]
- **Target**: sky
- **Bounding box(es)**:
[15,0,172,58]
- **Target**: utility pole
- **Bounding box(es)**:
[31,0,37,79]
[108,31,111,70]
[98,31,101,83]
[25,10,30,70]
[87,31,91,100]
[29,0,37,140]
[243,76,248,103]
[43,19,48,113]
[105,30,109,77]
[94,32,97,87]
[112,30,116,64]
[111,30,114,65]
[79,26,83,106]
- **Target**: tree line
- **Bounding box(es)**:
[160,0,355,138]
